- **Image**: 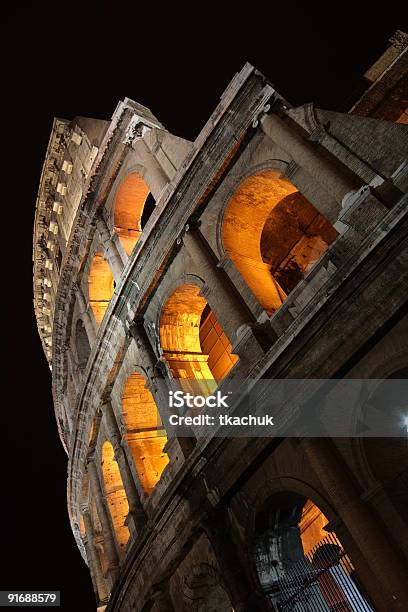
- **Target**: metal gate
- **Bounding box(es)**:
[265,533,375,612]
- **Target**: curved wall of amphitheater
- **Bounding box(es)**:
[33,64,408,611]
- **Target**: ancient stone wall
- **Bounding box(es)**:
[33,55,408,611]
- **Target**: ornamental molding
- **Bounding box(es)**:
[124,115,151,145]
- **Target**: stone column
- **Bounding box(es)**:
[128,321,196,458]
[302,437,408,609]
[87,457,119,581]
[260,113,362,205]
[183,229,271,357]
[73,283,96,344]
[128,321,170,408]
[183,229,251,338]
[83,509,109,603]
[203,509,270,611]
[101,401,147,533]
[96,214,125,281]
[132,138,169,199]
[362,481,408,560]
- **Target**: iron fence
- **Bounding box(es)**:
[263,533,375,612]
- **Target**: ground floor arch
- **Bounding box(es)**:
[252,491,374,611]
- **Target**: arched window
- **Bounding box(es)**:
[75,318,91,369]
[122,371,169,495]
[101,441,130,550]
[222,170,338,314]
[253,492,373,611]
[113,173,155,255]
[159,284,238,395]
[88,252,115,326]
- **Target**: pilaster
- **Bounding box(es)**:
[101,401,147,534]
[87,457,120,581]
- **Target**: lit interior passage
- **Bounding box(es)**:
[299,500,332,555]
[88,252,115,326]
[222,170,337,314]
[113,173,151,255]
[252,493,368,611]
[160,284,238,395]
[199,306,238,382]
[122,372,169,496]
[101,441,130,550]
[79,513,86,539]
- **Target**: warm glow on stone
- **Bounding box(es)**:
[88,252,115,325]
[222,170,337,313]
[101,441,130,550]
[122,372,169,495]
[300,500,330,555]
[160,284,237,394]
[114,173,150,255]
[199,308,238,382]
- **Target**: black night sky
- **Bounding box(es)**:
[0,2,403,610]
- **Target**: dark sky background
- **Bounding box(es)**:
[0,2,403,610]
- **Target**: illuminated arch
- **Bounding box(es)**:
[101,441,130,550]
[88,252,115,326]
[222,170,337,314]
[252,493,372,610]
[113,173,154,255]
[122,371,169,495]
[159,283,238,394]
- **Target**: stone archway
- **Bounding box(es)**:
[101,441,130,551]
[159,283,238,395]
[121,371,169,495]
[113,173,155,255]
[222,170,337,314]
[88,252,115,326]
[252,492,373,611]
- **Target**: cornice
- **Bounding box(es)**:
[33,118,70,362]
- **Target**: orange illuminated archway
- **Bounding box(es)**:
[88,252,115,326]
[222,170,337,314]
[252,494,367,610]
[122,372,169,495]
[101,441,130,550]
[113,173,152,255]
[159,284,238,394]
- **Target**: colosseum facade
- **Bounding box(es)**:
[33,33,408,612]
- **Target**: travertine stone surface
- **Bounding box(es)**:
[33,44,408,611]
